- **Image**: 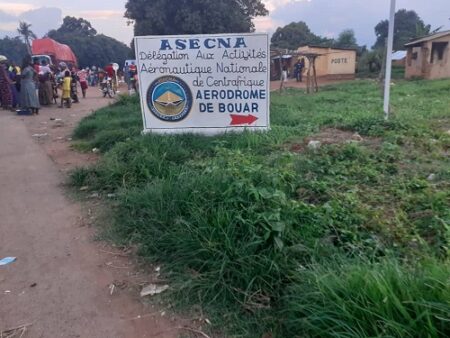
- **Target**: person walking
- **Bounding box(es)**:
[123,61,130,90]
[77,68,88,98]
[59,70,72,108]
[90,66,97,86]
[282,62,288,81]
[20,55,40,115]
[294,58,305,82]
[38,60,53,105]
[8,62,20,109]
[299,58,305,82]
[128,62,138,95]
[70,71,79,103]
[0,56,14,110]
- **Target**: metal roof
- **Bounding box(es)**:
[392,50,407,60]
[405,30,450,47]
[270,48,323,58]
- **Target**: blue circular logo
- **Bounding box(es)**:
[146,76,192,122]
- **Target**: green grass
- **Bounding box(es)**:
[72,95,142,152]
[71,80,450,337]
[391,65,406,79]
[283,259,450,338]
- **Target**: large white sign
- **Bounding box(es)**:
[134,33,270,135]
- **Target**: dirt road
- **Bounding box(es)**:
[0,88,180,337]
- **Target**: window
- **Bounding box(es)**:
[431,42,448,63]
[407,50,418,66]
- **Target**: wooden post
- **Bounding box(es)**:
[305,54,319,94]
[312,56,318,92]
[306,56,311,94]
[279,52,284,92]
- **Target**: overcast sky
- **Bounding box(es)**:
[1,0,449,47]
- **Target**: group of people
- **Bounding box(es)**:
[96,61,139,95]
[1,55,42,114]
[0,54,91,114]
[123,61,138,95]
[281,57,306,83]
[82,62,138,95]
[0,56,139,114]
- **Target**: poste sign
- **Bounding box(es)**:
[134,33,270,135]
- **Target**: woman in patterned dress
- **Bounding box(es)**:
[0,55,13,110]
[20,55,40,115]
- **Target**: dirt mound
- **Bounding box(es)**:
[287,128,379,153]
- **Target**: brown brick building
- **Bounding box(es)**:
[405,31,450,79]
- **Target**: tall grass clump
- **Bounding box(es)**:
[111,149,335,335]
[282,259,450,338]
[71,80,450,337]
[73,94,142,152]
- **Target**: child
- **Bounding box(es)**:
[59,70,71,108]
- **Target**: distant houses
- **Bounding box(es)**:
[270,30,450,82]
[405,30,450,80]
[270,45,357,81]
[297,46,357,80]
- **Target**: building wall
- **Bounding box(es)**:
[328,50,356,75]
[297,46,328,77]
[428,36,450,79]
[405,35,450,79]
[405,46,425,78]
[392,58,406,67]
[297,46,356,78]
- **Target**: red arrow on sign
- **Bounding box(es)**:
[230,114,258,126]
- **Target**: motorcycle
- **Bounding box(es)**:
[100,76,116,98]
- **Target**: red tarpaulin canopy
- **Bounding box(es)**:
[32,38,77,65]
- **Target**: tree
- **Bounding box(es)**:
[47,17,132,68]
[334,29,358,49]
[52,16,97,37]
[373,9,432,50]
[0,36,28,64]
[271,21,330,50]
[357,50,382,75]
[17,21,37,54]
[125,0,268,36]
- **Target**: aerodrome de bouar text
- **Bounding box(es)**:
[139,36,268,115]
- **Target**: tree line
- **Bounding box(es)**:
[270,9,435,52]
[47,17,132,69]
[0,0,436,73]
[124,0,436,76]
[1,17,132,68]
[269,9,437,75]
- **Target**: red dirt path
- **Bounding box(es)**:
[0,87,184,338]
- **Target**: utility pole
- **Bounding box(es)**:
[383,0,396,120]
